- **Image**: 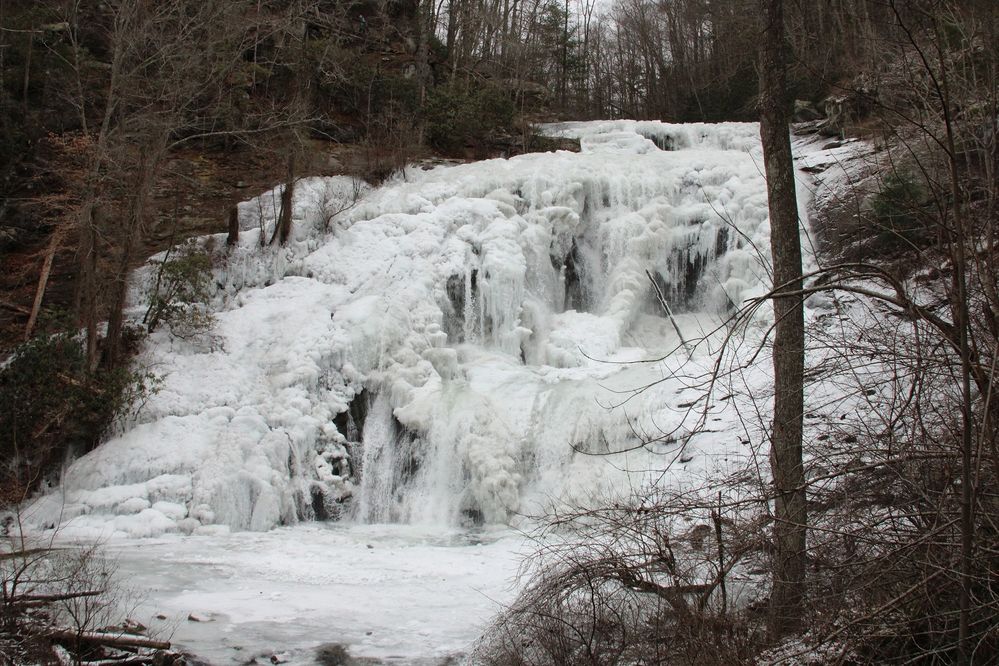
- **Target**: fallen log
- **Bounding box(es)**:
[0,299,31,316]
[0,547,57,561]
[9,590,103,606]
[46,628,171,651]
[53,645,157,666]
[25,238,58,339]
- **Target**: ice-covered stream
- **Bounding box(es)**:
[109,524,525,664]
[20,119,834,663]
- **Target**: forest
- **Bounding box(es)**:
[2,0,999,664]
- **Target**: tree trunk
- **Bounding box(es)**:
[79,206,101,372]
[758,0,807,638]
[24,236,58,340]
[21,30,32,114]
[103,143,161,371]
[273,154,295,246]
[446,0,460,68]
[416,0,433,108]
[227,204,239,247]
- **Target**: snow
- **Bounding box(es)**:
[27,120,821,539]
[108,524,524,664]
[13,119,877,663]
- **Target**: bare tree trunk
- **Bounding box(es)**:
[273,154,296,246]
[81,206,100,371]
[24,236,58,340]
[931,13,974,664]
[227,204,240,247]
[21,30,32,114]
[560,0,569,109]
[758,0,806,638]
[446,0,460,69]
[103,143,161,371]
[416,0,433,107]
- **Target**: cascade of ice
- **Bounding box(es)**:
[338,120,773,527]
[28,120,789,538]
[354,393,401,522]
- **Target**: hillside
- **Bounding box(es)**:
[3,1,998,665]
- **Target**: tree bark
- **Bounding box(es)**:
[81,206,101,371]
[227,204,239,247]
[24,236,58,340]
[272,154,295,246]
[103,141,162,371]
[758,0,807,638]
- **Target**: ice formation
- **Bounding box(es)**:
[28,121,791,537]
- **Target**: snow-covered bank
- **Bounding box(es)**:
[30,120,793,538]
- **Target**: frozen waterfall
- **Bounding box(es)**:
[28,120,786,537]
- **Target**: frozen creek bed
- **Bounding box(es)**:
[109,524,524,664]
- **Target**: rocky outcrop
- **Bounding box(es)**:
[793,99,823,122]
[819,89,876,136]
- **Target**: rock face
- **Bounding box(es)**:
[496,78,551,103]
[793,99,823,122]
[820,89,876,136]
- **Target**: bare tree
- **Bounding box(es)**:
[757,0,806,638]
[50,0,319,370]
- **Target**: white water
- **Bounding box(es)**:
[355,393,404,523]
[18,119,837,663]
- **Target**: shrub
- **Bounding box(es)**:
[1,524,171,664]
[0,334,155,500]
[474,486,769,665]
[143,244,215,339]
[868,171,931,251]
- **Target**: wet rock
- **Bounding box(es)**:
[315,644,352,666]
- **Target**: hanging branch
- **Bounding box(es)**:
[645,269,691,352]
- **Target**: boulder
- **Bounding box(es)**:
[820,89,876,136]
[793,99,823,122]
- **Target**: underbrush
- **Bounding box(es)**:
[474,484,773,665]
[0,333,155,504]
[475,295,999,664]
[423,83,516,156]
[1,522,178,664]
[795,305,999,663]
